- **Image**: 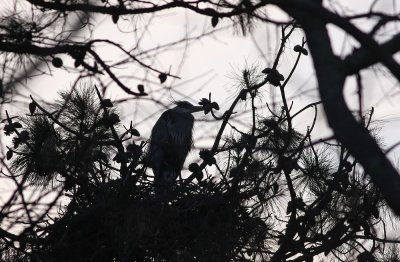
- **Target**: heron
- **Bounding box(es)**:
[149,101,203,191]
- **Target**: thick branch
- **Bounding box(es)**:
[0,42,78,56]
[294,5,400,216]
[25,0,266,18]
[275,0,400,82]
[344,32,400,75]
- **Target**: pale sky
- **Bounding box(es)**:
[1,0,400,252]
[9,0,398,161]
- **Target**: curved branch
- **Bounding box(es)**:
[344,32,400,75]
[293,5,400,216]
[88,49,145,96]
[276,0,400,81]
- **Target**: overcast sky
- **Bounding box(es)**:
[2,0,400,163]
[1,0,400,241]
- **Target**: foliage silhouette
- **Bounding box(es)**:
[3,48,400,260]
[1,1,400,260]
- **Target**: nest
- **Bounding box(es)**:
[31,180,268,262]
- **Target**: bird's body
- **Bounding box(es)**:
[149,101,203,190]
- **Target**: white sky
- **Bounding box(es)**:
[1,1,399,181]
[1,0,400,238]
[11,0,398,161]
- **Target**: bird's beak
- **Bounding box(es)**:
[191,106,204,113]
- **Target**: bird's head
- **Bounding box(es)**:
[173,101,203,114]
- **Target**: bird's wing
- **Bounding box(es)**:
[149,110,192,184]
[149,111,171,174]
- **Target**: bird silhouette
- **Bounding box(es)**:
[149,101,203,193]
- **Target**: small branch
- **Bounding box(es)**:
[88,50,145,96]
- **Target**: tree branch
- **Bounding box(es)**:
[293,3,400,216]
[344,32,400,75]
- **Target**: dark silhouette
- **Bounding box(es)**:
[149,101,203,193]
[3,47,400,260]
[1,0,400,216]
[1,1,400,261]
